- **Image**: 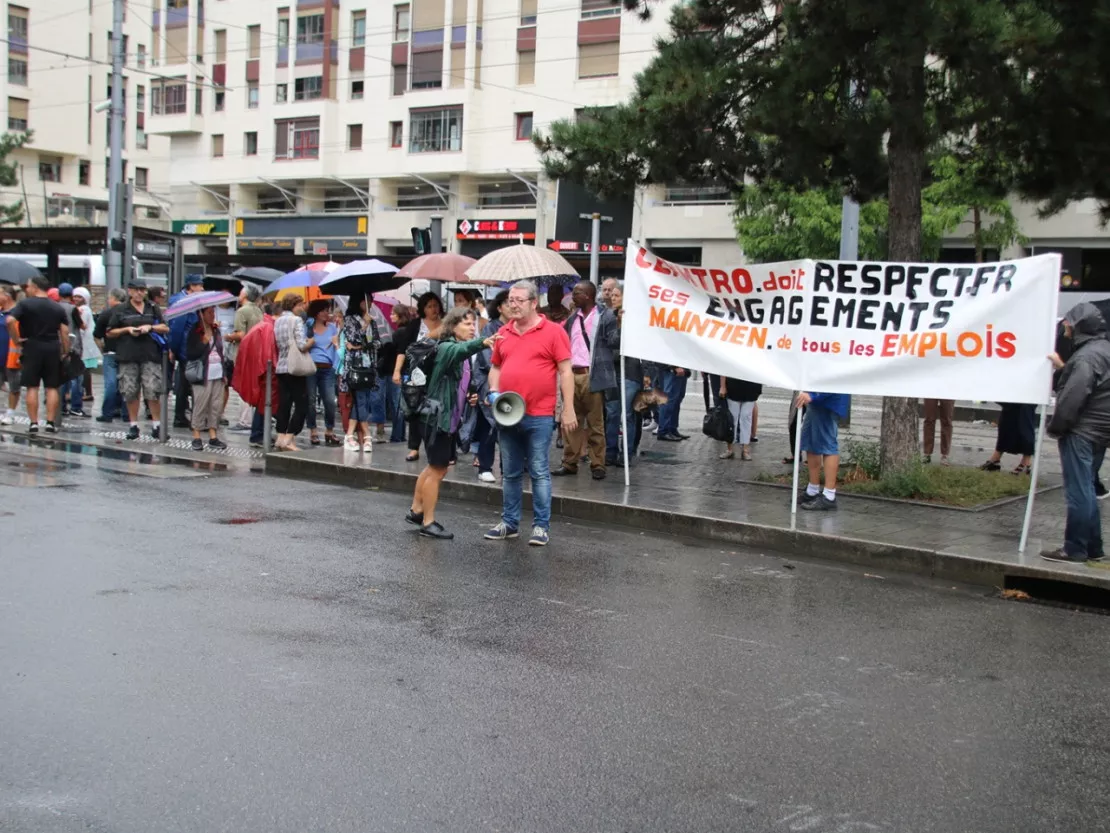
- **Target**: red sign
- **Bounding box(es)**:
[456,219,536,240]
[547,241,626,254]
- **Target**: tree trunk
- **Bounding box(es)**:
[973,206,983,263]
[880,44,928,475]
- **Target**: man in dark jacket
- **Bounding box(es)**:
[168,275,204,426]
[1043,302,1110,563]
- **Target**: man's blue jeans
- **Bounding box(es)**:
[475,408,497,474]
[605,380,643,461]
[63,375,83,413]
[304,366,336,431]
[658,370,688,435]
[1059,433,1106,558]
[100,355,122,419]
[499,414,555,531]
[250,409,266,445]
[379,377,406,442]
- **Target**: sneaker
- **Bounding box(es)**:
[68,409,89,418]
[191,438,204,451]
[1089,552,1106,562]
[798,490,819,507]
[28,422,38,434]
[528,526,550,547]
[208,438,227,450]
[219,419,230,427]
[591,468,606,480]
[405,509,424,526]
[151,426,160,440]
[125,425,140,440]
[249,441,264,449]
[484,522,519,540]
[478,471,496,483]
[229,424,252,433]
[1040,548,1087,563]
[0,413,12,426]
[419,521,454,540]
[45,421,57,434]
[95,415,115,423]
[801,494,837,511]
[1097,480,1109,500]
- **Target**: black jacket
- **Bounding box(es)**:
[1049,303,1110,444]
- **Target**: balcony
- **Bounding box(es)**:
[147,111,203,135]
[295,41,324,63]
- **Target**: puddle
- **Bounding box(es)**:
[217,517,262,525]
[6,460,71,473]
[6,435,229,473]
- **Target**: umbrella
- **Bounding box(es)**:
[231,266,284,286]
[0,259,43,284]
[164,290,236,320]
[318,258,403,296]
[265,262,338,295]
[465,244,579,286]
[373,295,401,328]
[397,252,489,284]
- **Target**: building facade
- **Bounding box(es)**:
[1,1,171,228]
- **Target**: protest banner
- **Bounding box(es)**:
[621,240,1060,405]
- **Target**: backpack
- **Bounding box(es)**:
[400,337,440,418]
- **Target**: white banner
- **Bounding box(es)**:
[622,241,1061,404]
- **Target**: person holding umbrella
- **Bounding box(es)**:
[340,292,382,452]
[184,306,228,450]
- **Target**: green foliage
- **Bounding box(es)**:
[843,464,1029,508]
[0,131,31,225]
[843,441,883,481]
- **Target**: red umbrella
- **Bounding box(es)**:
[397,252,498,286]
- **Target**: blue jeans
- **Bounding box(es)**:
[63,375,83,413]
[100,355,122,419]
[250,409,265,445]
[368,383,387,424]
[304,366,336,431]
[658,370,687,435]
[1059,433,1106,558]
[475,408,497,474]
[499,415,555,531]
[379,377,405,442]
[605,380,643,461]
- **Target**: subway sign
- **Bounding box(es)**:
[172,219,229,236]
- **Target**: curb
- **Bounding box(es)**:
[264,453,1110,594]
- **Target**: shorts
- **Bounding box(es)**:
[118,361,163,402]
[421,421,455,468]
[800,405,840,456]
[20,342,63,390]
[4,366,20,390]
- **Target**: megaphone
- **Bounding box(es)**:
[492,391,526,428]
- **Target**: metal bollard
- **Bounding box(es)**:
[263,360,273,456]
[160,351,169,444]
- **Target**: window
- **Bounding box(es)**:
[662,183,732,204]
[296,14,324,44]
[135,167,148,189]
[137,44,146,68]
[215,89,225,111]
[580,0,621,19]
[39,156,62,183]
[78,160,90,186]
[352,11,366,47]
[294,76,323,101]
[136,84,145,112]
[8,7,28,44]
[394,5,410,41]
[411,50,443,89]
[392,64,406,96]
[8,56,26,85]
[248,80,259,108]
[248,25,261,60]
[478,180,536,209]
[152,80,187,114]
[277,18,290,48]
[7,97,29,131]
[214,29,227,62]
[274,117,320,159]
[518,50,535,85]
[577,43,619,79]
[276,83,288,103]
[515,112,533,141]
[520,0,537,25]
[245,131,258,155]
[195,86,203,115]
[137,127,148,149]
[396,184,447,209]
[389,120,403,148]
[212,134,224,157]
[347,123,363,150]
[409,107,462,153]
[351,80,364,99]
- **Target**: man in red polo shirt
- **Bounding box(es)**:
[484,279,576,547]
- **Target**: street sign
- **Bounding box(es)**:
[547,240,625,254]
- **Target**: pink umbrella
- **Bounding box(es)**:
[397,252,498,286]
[373,295,401,329]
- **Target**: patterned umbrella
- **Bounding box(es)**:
[464,244,579,286]
[164,290,236,320]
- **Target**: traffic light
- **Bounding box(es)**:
[411,227,431,255]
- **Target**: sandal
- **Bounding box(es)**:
[979,460,1002,471]
[310,434,320,446]
[406,451,419,462]
[741,450,753,461]
[1012,464,1031,475]
[719,450,735,460]
[324,435,341,447]
[782,456,795,465]
[362,439,374,453]
[344,435,360,451]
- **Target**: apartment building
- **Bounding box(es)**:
[1,1,170,228]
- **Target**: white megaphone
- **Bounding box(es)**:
[492,391,526,428]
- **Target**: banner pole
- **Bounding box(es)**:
[1018,401,1049,554]
[620,357,630,487]
[790,397,804,530]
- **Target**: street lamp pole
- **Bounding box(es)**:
[105,0,126,292]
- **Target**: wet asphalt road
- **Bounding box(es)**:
[2,447,1109,833]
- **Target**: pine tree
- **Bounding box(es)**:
[0,131,31,226]
[537,0,1059,473]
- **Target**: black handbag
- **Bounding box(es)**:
[702,401,735,442]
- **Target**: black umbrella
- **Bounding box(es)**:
[0,259,43,284]
[231,266,284,286]
[202,275,245,293]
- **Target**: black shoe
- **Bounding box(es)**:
[591,468,606,480]
[674,432,690,440]
[151,426,160,440]
[551,466,577,476]
[28,422,38,434]
[191,439,204,451]
[801,494,837,512]
[798,491,819,507]
[751,436,759,443]
[218,419,230,427]
[125,425,140,440]
[1040,548,1087,563]
[95,415,114,423]
[45,421,57,434]
[208,438,227,450]
[419,521,454,540]
[405,509,424,526]
[657,433,684,442]
[1089,552,1106,562]
[173,419,191,429]
[68,409,90,418]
